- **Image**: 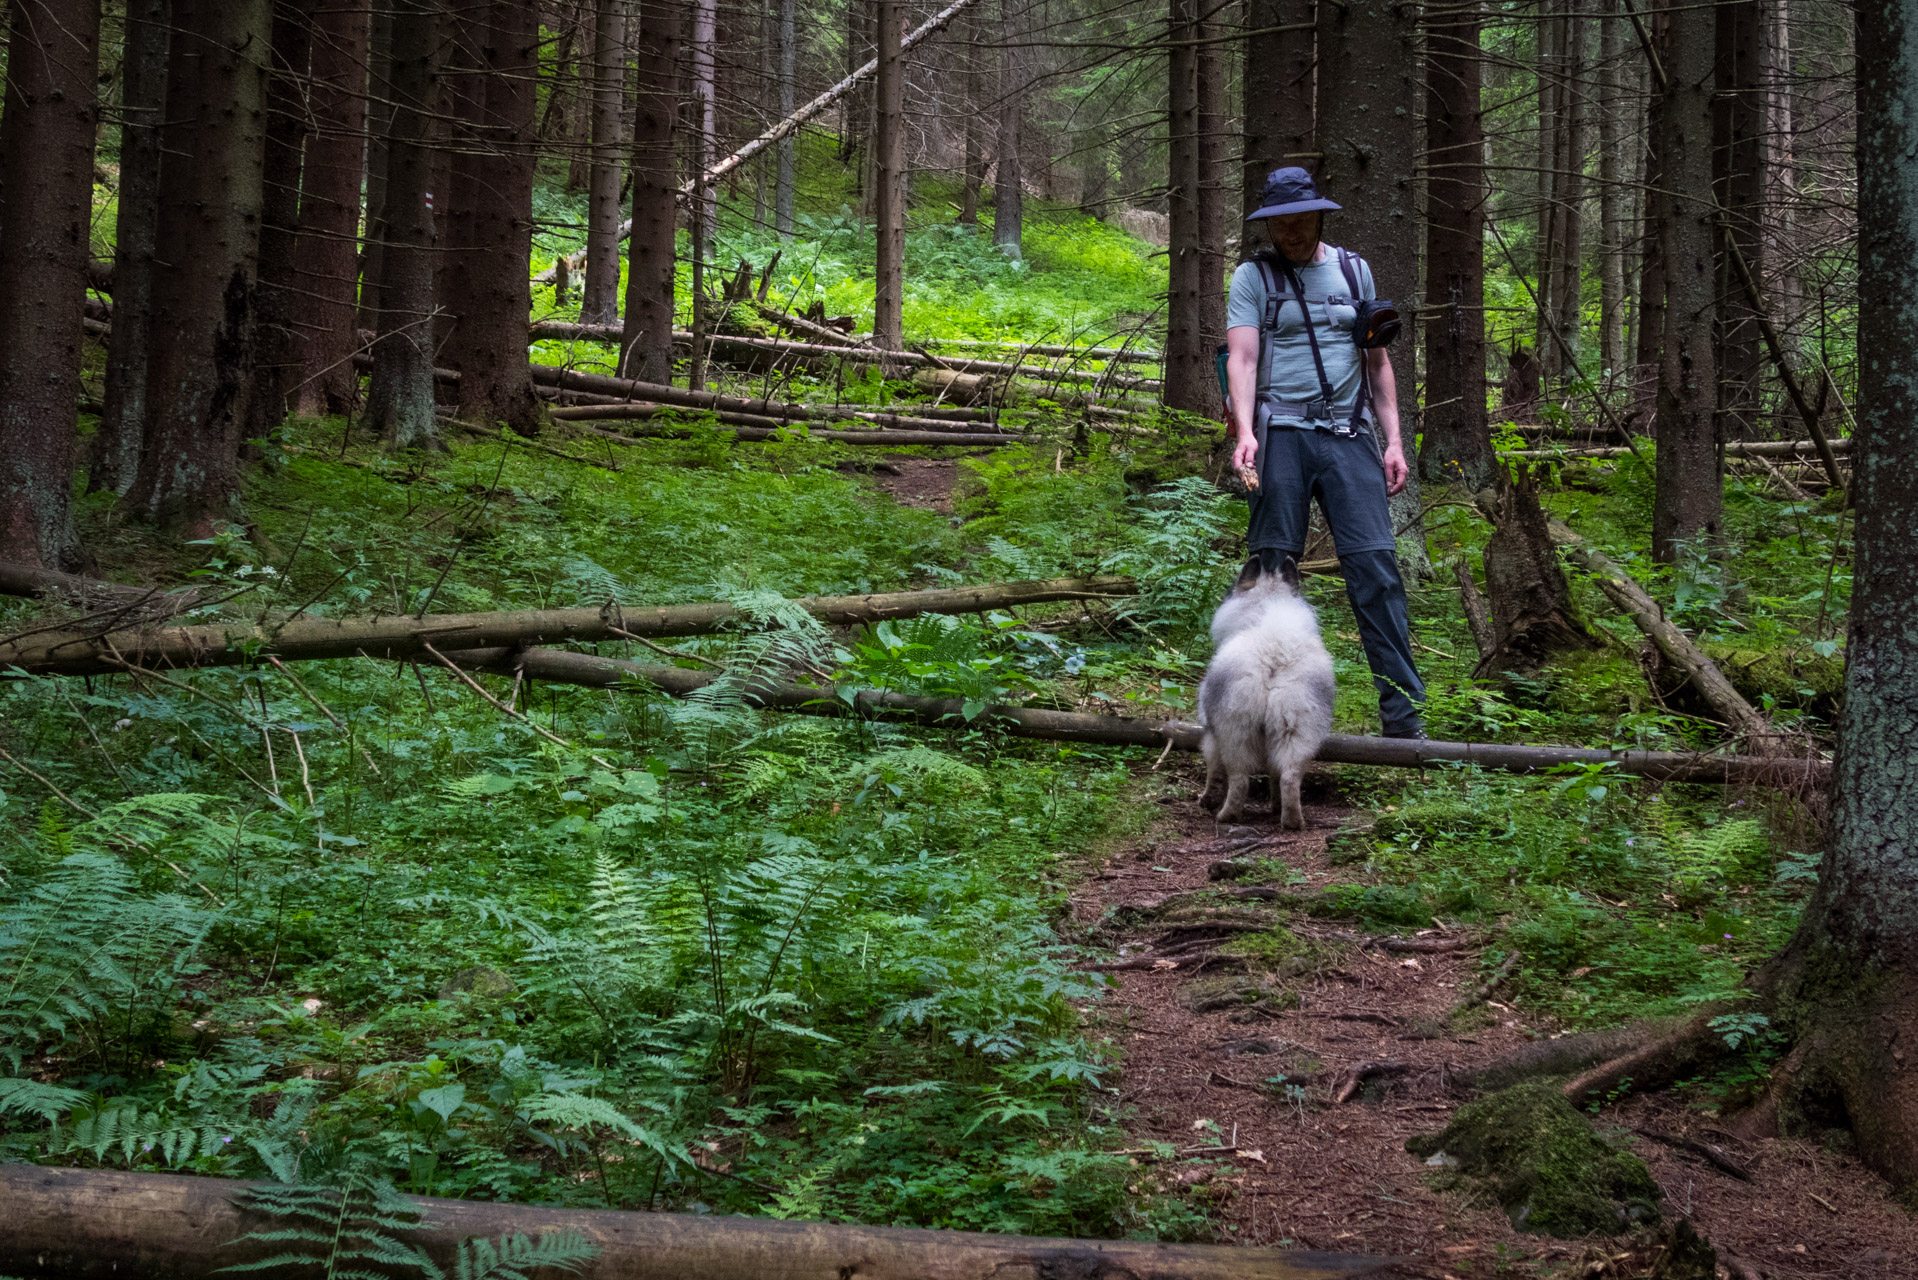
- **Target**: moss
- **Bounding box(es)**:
[1180,975,1302,1015]
[1405,1083,1661,1237]
[1324,817,1377,867]
[1701,641,1844,719]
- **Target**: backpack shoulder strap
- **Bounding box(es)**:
[1335,246,1368,300]
[1252,252,1286,329]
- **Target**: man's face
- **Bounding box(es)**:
[1266,212,1322,264]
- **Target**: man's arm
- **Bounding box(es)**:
[1227,325,1260,472]
[1367,346,1408,496]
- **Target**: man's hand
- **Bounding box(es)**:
[1232,431,1259,475]
[1381,441,1409,496]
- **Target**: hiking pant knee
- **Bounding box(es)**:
[1337,549,1425,736]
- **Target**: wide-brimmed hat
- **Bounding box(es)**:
[1246,166,1340,220]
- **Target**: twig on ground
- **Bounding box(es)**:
[1333,1061,1410,1105]
[1632,1128,1753,1182]
[1449,950,1521,1017]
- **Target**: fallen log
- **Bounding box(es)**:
[923,336,1163,364]
[552,401,1013,436]
[0,577,1136,678]
[0,1165,1390,1280]
[1510,438,1851,461]
[0,563,199,613]
[452,647,1828,788]
[570,420,1017,448]
[1550,522,1794,757]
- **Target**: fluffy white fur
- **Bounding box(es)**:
[1195,558,1336,827]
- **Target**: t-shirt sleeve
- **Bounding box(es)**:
[1357,255,1377,301]
[1226,261,1265,331]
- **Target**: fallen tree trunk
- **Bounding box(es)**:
[552,402,1013,436]
[572,420,1017,448]
[0,1165,1388,1280]
[454,646,1828,788]
[1550,523,1794,757]
[0,563,199,612]
[1511,438,1851,461]
[924,337,1163,364]
[0,577,1136,677]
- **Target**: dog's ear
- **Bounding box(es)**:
[1277,554,1301,588]
[1232,556,1264,592]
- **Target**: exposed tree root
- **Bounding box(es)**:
[1461,1019,1685,1094]
[1560,1009,1731,1107]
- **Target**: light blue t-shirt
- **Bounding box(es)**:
[1225,246,1376,428]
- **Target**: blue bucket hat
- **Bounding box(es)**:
[1247,166,1340,220]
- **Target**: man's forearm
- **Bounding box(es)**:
[1370,352,1401,448]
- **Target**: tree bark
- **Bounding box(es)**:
[93,0,166,495]
[292,0,371,416]
[581,0,630,324]
[1550,0,1587,379]
[1651,0,1722,561]
[1164,0,1209,414]
[1534,3,1562,378]
[248,0,317,444]
[0,0,101,569]
[1746,0,1918,1190]
[688,0,718,386]
[991,0,1023,259]
[776,0,797,234]
[1597,0,1625,381]
[1196,12,1227,345]
[958,6,982,225]
[1421,0,1494,490]
[1476,467,1597,676]
[441,0,543,436]
[362,0,444,450]
[1630,7,1667,422]
[1714,0,1765,443]
[1315,0,1427,576]
[621,0,680,384]
[357,2,396,332]
[123,0,272,535]
[0,575,1139,676]
[872,0,906,350]
[1240,0,1313,226]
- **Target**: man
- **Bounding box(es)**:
[1223,167,1425,739]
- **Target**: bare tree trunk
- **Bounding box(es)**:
[1551,0,1587,380]
[1196,11,1227,351]
[1630,7,1667,423]
[1760,0,1799,342]
[361,0,443,451]
[622,0,680,384]
[358,3,396,331]
[958,7,983,226]
[442,0,542,436]
[1316,0,1427,576]
[688,0,717,387]
[0,0,101,568]
[567,1,594,190]
[1164,0,1208,414]
[1534,3,1562,378]
[873,0,906,350]
[775,0,797,234]
[1422,0,1494,491]
[1714,0,1765,441]
[1748,0,1918,1188]
[1651,0,1722,559]
[992,0,1023,259]
[124,0,271,535]
[92,0,166,495]
[292,0,371,416]
[581,0,629,324]
[1597,0,1625,380]
[249,0,316,444]
[1477,467,1598,675]
[1240,0,1313,227]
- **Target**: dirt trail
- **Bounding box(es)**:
[1073,764,1918,1279]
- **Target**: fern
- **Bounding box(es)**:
[668,587,846,751]
[0,1076,85,1120]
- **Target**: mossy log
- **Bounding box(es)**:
[0,1166,1388,1280]
[0,576,1136,677]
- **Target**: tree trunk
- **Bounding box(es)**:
[292,0,371,416]
[958,7,982,226]
[358,2,396,332]
[992,0,1023,259]
[1550,0,1587,380]
[1714,0,1765,441]
[1760,0,1800,345]
[1534,4,1562,379]
[248,0,316,443]
[581,0,629,324]
[1421,0,1494,491]
[123,0,272,535]
[1630,7,1667,422]
[1597,0,1625,381]
[441,0,543,436]
[1240,0,1313,227]
[361,0,443,450]
[1476,466,1598,676]
[1651,0,1722,561]
[92,0,166,496]
[688,0,718,386]
[0,0,101,569]
[1164,0,1208,414]
[1739,0,1918,1186]
[621,0,680,384]
[776,0,797,234]
[1316,0,1428,576]
[566,1,594,190]
[872,0,906,351]
[1196,15,1226,345]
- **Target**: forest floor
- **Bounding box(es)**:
[1066,764,1918,1280]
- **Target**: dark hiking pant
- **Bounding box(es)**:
[1247,423,1426,737]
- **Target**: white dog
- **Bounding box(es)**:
[1195,555,1335,827]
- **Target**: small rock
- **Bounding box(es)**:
[439,966,516,1000]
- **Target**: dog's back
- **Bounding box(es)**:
[1196,557,1334,826]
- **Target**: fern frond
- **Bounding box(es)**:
[0,1075,85,1119]
[452,1232,598,1280]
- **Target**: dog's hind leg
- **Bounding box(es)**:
[1196,732,1223,808]
[1216,774,1251,823]
[1270,733,1314,830]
